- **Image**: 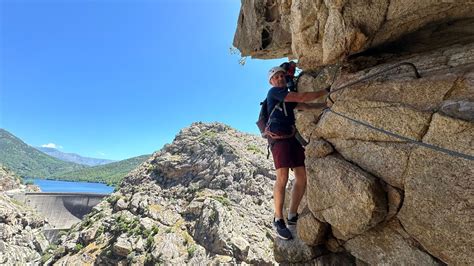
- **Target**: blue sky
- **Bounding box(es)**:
[0,0,285,160]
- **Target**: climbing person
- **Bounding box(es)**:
[266,66,329,240]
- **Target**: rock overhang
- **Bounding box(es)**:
[233,0,474,69]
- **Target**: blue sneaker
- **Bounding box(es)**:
[287,213,299,226]
[273,218,293,240]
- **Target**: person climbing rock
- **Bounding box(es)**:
[266,66,329,240]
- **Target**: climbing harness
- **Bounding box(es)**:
[318,62,473,161]
[264,126,296,140]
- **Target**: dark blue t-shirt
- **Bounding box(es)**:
[267,86,297,133]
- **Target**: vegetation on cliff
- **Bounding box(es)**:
[0,129,86,178]
[51,155,151,186]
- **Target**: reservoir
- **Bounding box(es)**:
[25,178,114,194]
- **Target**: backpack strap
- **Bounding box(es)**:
[268,101,281,119]
[267,101,286,126]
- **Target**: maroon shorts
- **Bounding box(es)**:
[270,137,305,169]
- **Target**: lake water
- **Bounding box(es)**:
[25,178,114,194]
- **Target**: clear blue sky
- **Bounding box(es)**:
[0,0,285,160]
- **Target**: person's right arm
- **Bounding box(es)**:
[284,88,329,103]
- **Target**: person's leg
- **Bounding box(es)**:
[289,166,307,214]
[274,167,290,219]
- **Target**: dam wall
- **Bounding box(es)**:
[12,192,107,229]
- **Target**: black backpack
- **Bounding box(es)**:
[256,98,282,138]
[256,98,283,159]
[256,99,268,137]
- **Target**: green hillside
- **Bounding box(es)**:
[51,154,151,186]
[0,129,87,178]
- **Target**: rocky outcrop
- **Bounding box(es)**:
[234,2,473,265]
[0,165,22,191]
[234,0,474,69]
[51,123,302,264]
[0,166,49,264]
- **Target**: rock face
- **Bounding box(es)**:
[0,166,49,264]
[234,0,474,69]
[344,219,440,265]
[309,43,473,264]
[306,155,387,240]
[398,114,474,264]
[51,123,292,264]
[296,207,327,246]
[0,165,22,191]
[234,2,473,265]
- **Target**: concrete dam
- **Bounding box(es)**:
[13,192,108,229]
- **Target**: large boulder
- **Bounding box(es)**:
[273,226,324,263]
[296,207,328,246]
[330,75,457,112]
[345,219,440,265]
[314,93,434,189]
[113,234,133,257]
[316,100,432,142]
[306,155,387,240]
[398,113,474,265]
[328,139,411,189]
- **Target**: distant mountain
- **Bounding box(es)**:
[51,154,151,186]
[0,129,86,178]
[36,147,116,166]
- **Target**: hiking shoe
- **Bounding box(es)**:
[287,213,299,226]
[273,218,293,240]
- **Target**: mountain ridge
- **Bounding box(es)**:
[36,147,116,166]
[0,129,86,178]
[0,128,150,185]
[51,154,151,186]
